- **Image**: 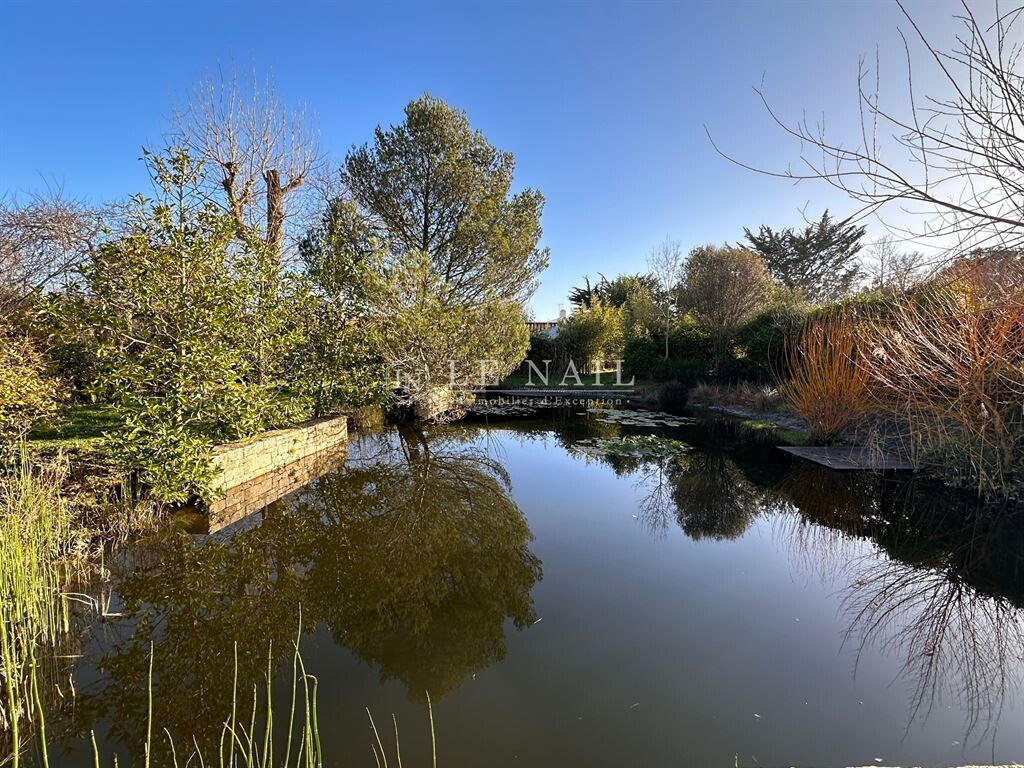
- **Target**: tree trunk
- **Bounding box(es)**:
[264,168,285,263]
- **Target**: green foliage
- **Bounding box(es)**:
[569,273,658,309]
[744,210,864,302]
[656,381,690,414]
[287,294,389,417]
[523,333,555,366]
[667,315,713,365]
[295,203,392,415]
[83,149,307,502]
[736,300,809,382]
[0,333,63,460]
[681,245,773,374]
[321,94,547,412]
[652,358,705,385]
[32,289,102,401]
[622,315,712,382]
[623,336,659,379]
[364,251,530,400]
[344,93,548,306]
[554,302,625,374]
[298,199,377,312]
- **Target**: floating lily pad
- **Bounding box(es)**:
[586,408,695,428]
[574,435,691,460]
[469,399,569,417]
[470,403,538,417]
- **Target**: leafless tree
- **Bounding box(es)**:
[0,189,103,321]
[863,234,927,293]
[710,1,1024,258]
[172,71,323,262]
[647,238,685,359]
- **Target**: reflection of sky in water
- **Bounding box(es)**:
[44,416,1024,767]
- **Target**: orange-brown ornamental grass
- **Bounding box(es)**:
[777,313,869,444]
[857,268,1024,498]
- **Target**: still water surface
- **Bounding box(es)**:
[43,411,1024,766]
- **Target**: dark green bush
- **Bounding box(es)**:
[623,336,659,379]
[656,381,690,414]
[716,354,759,384]
[35,289,103,401]
[736,304,808,382]
[652,358,706,384]
[667,316,713,367]
[524,333,555,365]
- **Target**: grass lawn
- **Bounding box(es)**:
[738,418,809,446]
[496,372,644,389]
[28,403,121,451]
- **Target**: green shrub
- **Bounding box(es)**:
[736,302,808,382]
[84,150,309,503]
[656,381,690,414]
[34,289,103,401]
[667,316,713,367]
[0,333,62,459]
[652,358,706,384]
[524,333,555,366]
[554,302,625,373]
[623,336,659,379]
[287,290,389,418]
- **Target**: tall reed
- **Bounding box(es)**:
[63,634,438,768]
[0,450,78,767]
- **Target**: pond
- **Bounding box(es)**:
[33,409,1024,766]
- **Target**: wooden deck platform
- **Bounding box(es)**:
[778,445,916,471]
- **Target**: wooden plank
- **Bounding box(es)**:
[778,445,916,471]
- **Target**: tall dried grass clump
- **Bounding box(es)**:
[776,313,869,443]
[857,266,1024,498]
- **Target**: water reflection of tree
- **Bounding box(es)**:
[776,465,1024,743]
[62,428,541,762]
[296,428,542,700]
[667,451,762,540]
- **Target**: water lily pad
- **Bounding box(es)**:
[588,408,695,428]
[574,435,691,460]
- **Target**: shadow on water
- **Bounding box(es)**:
[34,410,1024,763]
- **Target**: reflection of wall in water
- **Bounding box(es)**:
[206,446,346,532]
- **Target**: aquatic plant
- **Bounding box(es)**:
[24,631,437,768]
[586,408,693,428]
[575,435,690,461]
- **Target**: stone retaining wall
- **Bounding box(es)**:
[206,446,345,533]
[205,415,348,533]
[211,415,348,492]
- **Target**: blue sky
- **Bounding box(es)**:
[1,0,963,318]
